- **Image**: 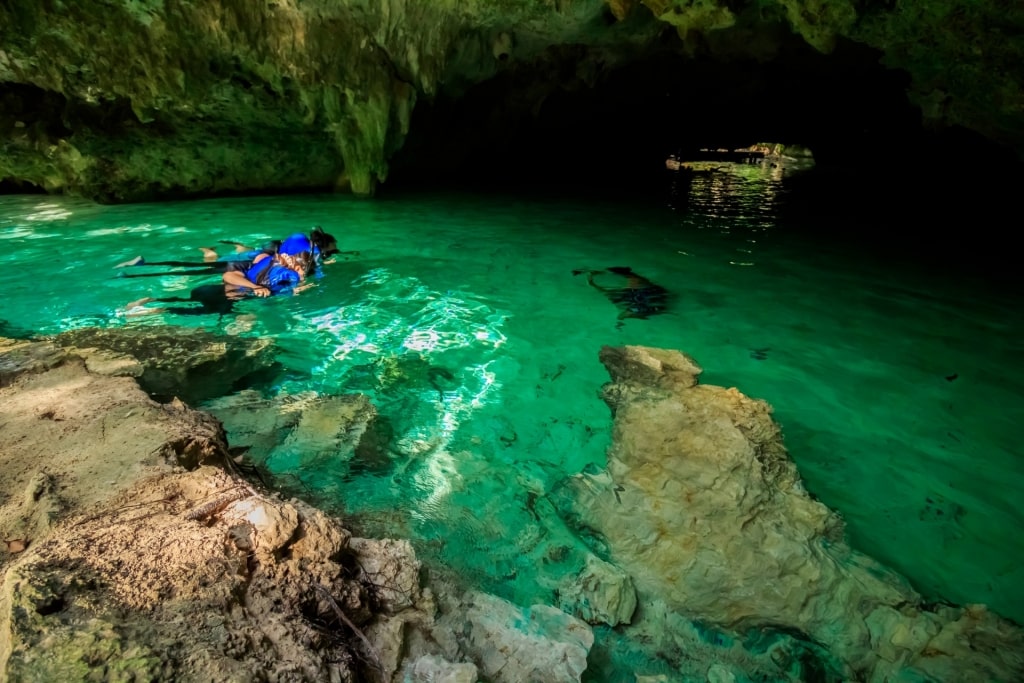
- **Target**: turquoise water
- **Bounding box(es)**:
[2,163,1022,675]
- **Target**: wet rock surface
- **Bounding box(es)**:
[554,344,1024,682]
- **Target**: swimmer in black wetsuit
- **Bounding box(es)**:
[573,266,670,328]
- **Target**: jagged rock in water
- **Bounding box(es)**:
[448,591,593,683]
[53,326,281,405]
[557,553,637,627]
[348,537,421,615]
[408,654,478,683]
[553,344,1024,682]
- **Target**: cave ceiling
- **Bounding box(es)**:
[0,0,1021,201]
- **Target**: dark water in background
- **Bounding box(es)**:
[1,156,1022,678]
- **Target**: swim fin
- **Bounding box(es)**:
[114,255,145,268]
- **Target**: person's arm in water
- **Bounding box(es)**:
[222,270,270,297]
[222,253,272,297]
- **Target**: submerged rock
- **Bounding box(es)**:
[555,344,1024,682]
[204,389,391,482]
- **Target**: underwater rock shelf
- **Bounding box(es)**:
[0,332,1021,682]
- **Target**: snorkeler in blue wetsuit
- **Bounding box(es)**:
[115,226,342,278]
[124,234,314,318]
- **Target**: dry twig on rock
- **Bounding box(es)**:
[311,581,383,676]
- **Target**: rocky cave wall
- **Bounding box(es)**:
[0,0,1021,202]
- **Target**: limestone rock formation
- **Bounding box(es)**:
[0,335,229,559]
[407,654,478,683]
[0,332,597,682]
[849,1,1024,156]
[421,590,594,683]
[2,466,369,682]
[557,553,637,627]
[554,344,1024,682]
[359,576,600,683]
[464,591,593,683]
[0,0,655,200]
[53,326,280,404]
[1,1,1020,201]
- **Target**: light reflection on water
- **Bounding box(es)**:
[271,266,510,531]
[666,157,811,267]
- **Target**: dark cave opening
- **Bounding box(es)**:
[386,34,1023,278]
[0,178,46,195]
[391,33,1021,194]
[388,36,924,191]
[1,23,1020,277]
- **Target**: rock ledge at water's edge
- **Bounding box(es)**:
[553,345,1023,681]
[0,333,590,683]
[0,333,1021,682]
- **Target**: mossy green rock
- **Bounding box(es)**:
[2,563,166,682]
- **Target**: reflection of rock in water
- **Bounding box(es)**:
[553,345,1024,683]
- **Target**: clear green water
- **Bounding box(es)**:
[2,164,1022,675]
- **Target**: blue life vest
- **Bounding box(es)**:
[264,265,300,292]
[244,259,300,293]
